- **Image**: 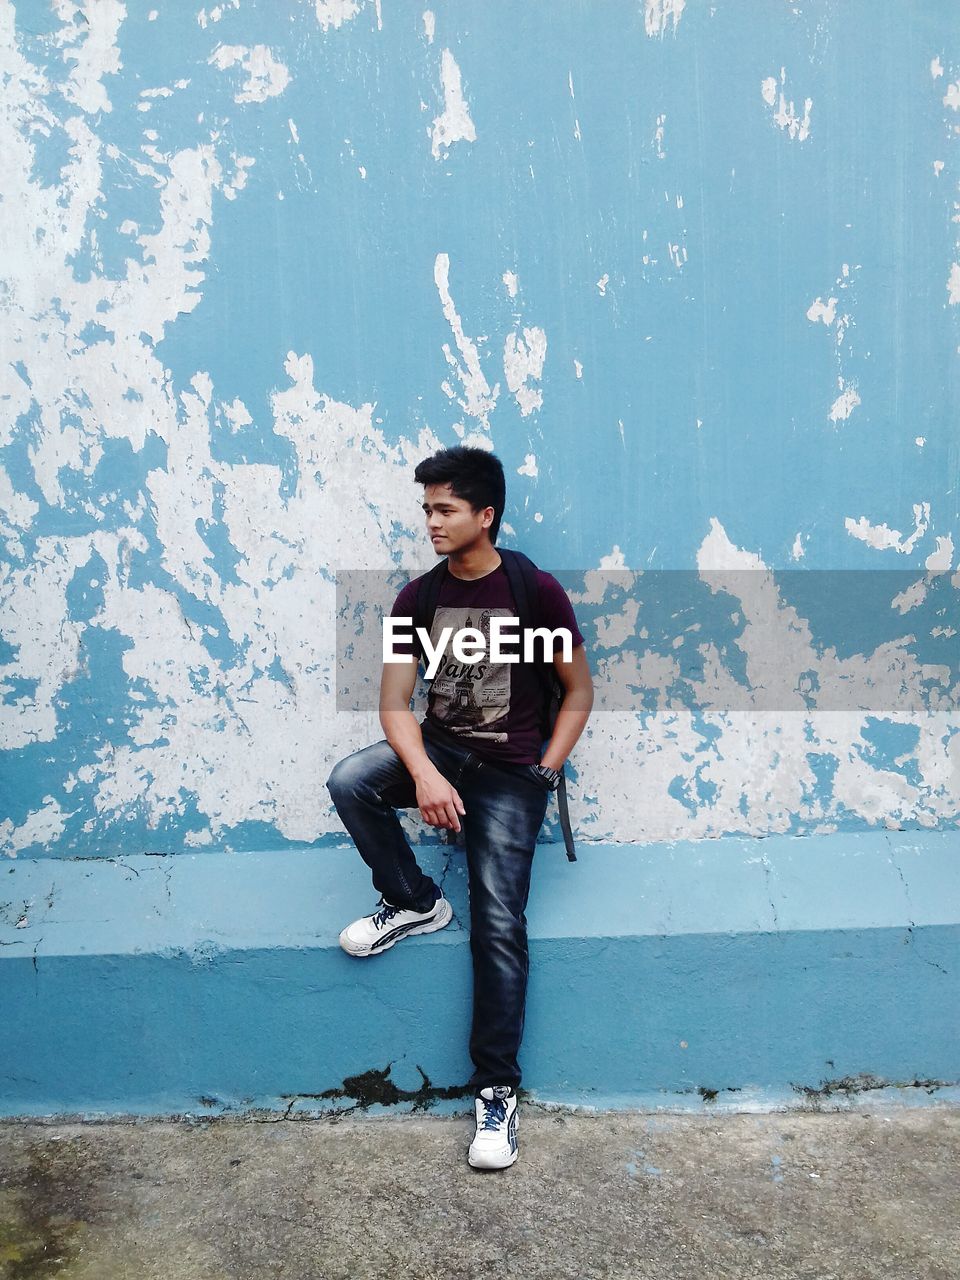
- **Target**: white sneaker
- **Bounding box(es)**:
[338,894,453,957]
[468,1085,519,1170]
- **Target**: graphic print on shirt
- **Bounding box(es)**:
[428,607,515,742]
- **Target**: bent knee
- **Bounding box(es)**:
[326,756,361,800]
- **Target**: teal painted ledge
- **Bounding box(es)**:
[1,832,957,1118]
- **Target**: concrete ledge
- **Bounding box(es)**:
[1,832,958,1116]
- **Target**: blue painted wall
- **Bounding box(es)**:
[2,0,959,859]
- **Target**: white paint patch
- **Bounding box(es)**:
[761,68,812,142]
[595,598,640,649]
[806,296,837,325]
[947,263,960,305]
[916,436,926,447]
[791,533,805,560]
[890,579,928,614]
[58,0,126,116]
[223,152,255,200]
[844,503,930,554]
[422,11,435,42]
[139,83,189,100]
[0,464,39,560]
[433,253,498,429]
[828,381,860,422]
[644,0,686,38]
[567,553,635,615]
[222,398,253,432]
[533,511,543,523]
[198,1,240,26]
[599,545,629,570]
[517,454,538,478]
[574,359,583,379]
[933,160,944,176]
[0,797,68,857]
[209,45,290,103]
[314,0,361,30]
[597,274,609,296]
[931,56,944,79]
[431,50,476,160]
[503,327,547,417]
[924,534,954,572]
[944,82,960,111]
[502,270,518,299]
[654,113,666,158]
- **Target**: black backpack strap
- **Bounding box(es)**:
[500,549,577,863]
[555,774,577,862]
[499,550,550,700]
[414,558,448,639]
[498,548,536,634]
[413,559,458,844]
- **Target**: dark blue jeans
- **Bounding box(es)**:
[326,728,550,1091]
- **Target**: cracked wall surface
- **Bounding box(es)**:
[1,0,958,858]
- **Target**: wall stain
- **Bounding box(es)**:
[792,1072,955,1104]
[280,1063,473,1115]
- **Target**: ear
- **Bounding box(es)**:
[480,506,494,529]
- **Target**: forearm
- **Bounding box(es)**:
[540,686,594,771]
[379,705,438,782]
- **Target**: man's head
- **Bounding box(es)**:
[413,447,506,554]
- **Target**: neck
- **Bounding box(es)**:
[446,541,501,580]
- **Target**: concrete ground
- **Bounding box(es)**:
[0,1105,958,1280]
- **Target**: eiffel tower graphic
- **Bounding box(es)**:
[446,611,492,728]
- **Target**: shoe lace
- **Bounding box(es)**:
[479,1096,508,1131]
[371,899,400,930]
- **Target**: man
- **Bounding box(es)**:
[326,446,593,1169]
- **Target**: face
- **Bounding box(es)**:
[421,483,494,555]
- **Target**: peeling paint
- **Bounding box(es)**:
[828,381,860,422]
[313,0,362,32]
[208,44,290,103]
[806,297,838,326]
[761,68,812,142]
[434,253,498,430]
[503,326,546,416]
[431,49,475,160]
[644,0,685,39]
[0,1,956,860]
[844,504,930,554]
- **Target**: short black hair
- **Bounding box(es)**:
[413,447,506,545]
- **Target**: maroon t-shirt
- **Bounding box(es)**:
[390,561,584,765]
